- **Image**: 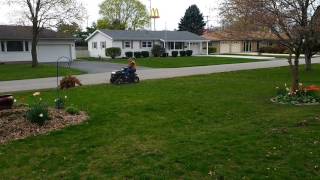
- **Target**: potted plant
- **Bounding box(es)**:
[0,94,14,110]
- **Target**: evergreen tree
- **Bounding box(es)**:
[178,5,206,35]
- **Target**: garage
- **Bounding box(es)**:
[37,44,72,62]
[220,41,230,54]
[231,41,241,53]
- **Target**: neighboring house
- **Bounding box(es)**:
[0,25,76,63]
[85,30,209,58]
[203,31,280,54]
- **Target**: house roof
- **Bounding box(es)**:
[88,30,208,41]
[203,30,280,41]
[0,25,75,40]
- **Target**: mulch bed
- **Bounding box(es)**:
[0,105,88,145]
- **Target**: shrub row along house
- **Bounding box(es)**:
[0,25,76,63]
[86,30,209,58]
[203,30,282,54]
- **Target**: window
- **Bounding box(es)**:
[0,42,4,52]
[25,41,29,51]
[7,41,23,52]
[168,42,183,50]
[92,42,97,49]
[124,41,131,48]
[142,41,153,48]
[100,41,106,49]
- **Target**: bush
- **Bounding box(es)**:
[151,45,165,57]
[208,47,217,54]
[66,106,80,115]
[106,47,121,59]
[180,51,186,57]
[26,102,49,126]
[141,51,150,58]
[125,51,133,58]
[60,75,82,90]
[134,52,142,58]
[161,53,169,57]
[172,51,179,57]
[186,50,193,56]
[259,46,288,54]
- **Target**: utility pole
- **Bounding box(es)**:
[149,0,152,30]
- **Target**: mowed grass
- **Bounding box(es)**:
[0,64,85,81]
[81,56,267,68]
[0,65,320,179]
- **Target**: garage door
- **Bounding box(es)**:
[38,44,71,62]
[231,41,241,53]
[220,42,230,54]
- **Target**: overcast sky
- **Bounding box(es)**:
[0,0,222,30]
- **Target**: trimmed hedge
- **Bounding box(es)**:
[162,53,169,57]
[208,47,217,54]
[172,51,179,57]
[180,51,186,57]
[258,46,288,54]
[186,50,193,56]
[151,45,165,57]
[141,51,150,58]
[125,52,133,58]
[106,47,121,59]
[134,52,142,58]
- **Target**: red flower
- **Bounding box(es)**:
[305,85,320,92]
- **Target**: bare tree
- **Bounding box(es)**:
[221,0,320,91]
[6,0,86,67]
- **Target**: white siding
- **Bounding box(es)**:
[0,40,75,63]
[87,32,113,58]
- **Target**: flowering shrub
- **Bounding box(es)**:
[272,83,320,105]
[26,92,50,126]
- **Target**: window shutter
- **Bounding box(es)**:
[131,41,133,49]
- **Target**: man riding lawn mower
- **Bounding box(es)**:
[110,59,140,85]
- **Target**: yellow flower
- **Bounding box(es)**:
[64,96,68,99]
[39,113,43,118]
[33,92,41,96]
[14,99,17,103]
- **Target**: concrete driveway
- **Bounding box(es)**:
[65,60,150,74]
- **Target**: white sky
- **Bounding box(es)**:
[0,0,222,30]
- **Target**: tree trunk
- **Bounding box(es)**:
[304,51,312,71]
[288,53,300,91]
[31,25,39,67]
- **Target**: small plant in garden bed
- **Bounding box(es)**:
[55,95,68,109]
[26,92,50,126]
[66,106,80,115]
[271,83,320,105]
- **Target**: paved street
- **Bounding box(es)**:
[1,58,320,93]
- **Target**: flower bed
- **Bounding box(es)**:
[271,83,320,105]
[0,91,88,145]
[0,104,88,145]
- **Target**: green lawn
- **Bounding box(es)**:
[1,65,320,178]
[0,64,85,81]
[80,56,267,68]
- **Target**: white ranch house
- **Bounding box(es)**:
[86,30,209,58]
[0,25,76,63]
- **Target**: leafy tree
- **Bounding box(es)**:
[99,0,149,30]
[97,19,110,29]
[7,0,85,67]
[178,5,206,35]
[57,22,81,35]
